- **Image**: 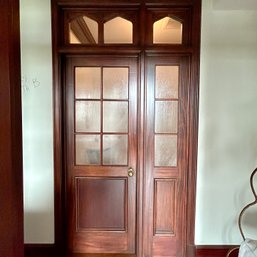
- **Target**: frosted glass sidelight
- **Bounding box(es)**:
[103,135,128,165]
[75,67,101,99]
[153,16,182,44]
[75,101,101,132]
[76,135,101,165]
[103,101,128,133]
[155,66,179,99]
[104,17,133,44]
[155,101,178,133]
[155,135,177,167]
[69,16,98,44]
[103,67,128,99]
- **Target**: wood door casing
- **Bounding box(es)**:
[65,56,138,254]
[143,55,190,257]
[51,1,201,256]
[0,1,24,257]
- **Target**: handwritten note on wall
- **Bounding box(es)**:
[22,75,41,92]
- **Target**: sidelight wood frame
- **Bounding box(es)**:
[51,0,201,256]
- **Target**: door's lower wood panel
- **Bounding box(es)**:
[73,232,128,253]
[152,179,178,256]
[71,177,130,253]
[154,179,176,235]
[153,236,177,256]
[76,178,126,231]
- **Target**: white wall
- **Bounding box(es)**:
[20,0,257,245]
[20,0,54,243]
[196,0,257,245]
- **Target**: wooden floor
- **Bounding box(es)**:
[67,254,136,257]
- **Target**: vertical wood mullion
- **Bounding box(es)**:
[99,20,104,45]
[100,67,104,165]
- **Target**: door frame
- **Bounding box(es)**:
[0,1,24,257]
[51,1,201,256]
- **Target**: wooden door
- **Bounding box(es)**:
[65,54,190,257]
[143,55,189,257]
[65,56,138,254]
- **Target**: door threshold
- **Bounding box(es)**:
[67,254,136,257]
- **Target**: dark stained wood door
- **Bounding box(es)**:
[65,54,190,257]
[65,56,138,254]
[143,55,190,257]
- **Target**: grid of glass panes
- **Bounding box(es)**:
[154,65,179,167]
[74,66,129,166]
[69,16,133,44]
[68,15,182,45]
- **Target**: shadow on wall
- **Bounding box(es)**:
[242,207,257,239]
[236,170,257,240]
[222,172,257,243]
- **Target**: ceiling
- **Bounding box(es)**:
[212,0,257,10]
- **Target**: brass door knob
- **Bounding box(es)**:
[128,167,135,177]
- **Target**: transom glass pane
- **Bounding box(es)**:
[103,68,128,99]
[155,135,177,167]
[155,101,178,133]
[69,16,98,44]
[155,66,179,99]
[103,135,128,165]
[76,135,100,165]
[153,16,182,44]
[104,17,133,44]
[75,67,101,99]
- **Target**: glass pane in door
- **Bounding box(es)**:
[103,101,128,133]
[75,67,101,99]
[103,67,128,99]
[75,101,101,132]
[103,135,128,165]
[76,135,101,165]
[155,101,178,133]
[155,66,179,99]
[155,135,177,167]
